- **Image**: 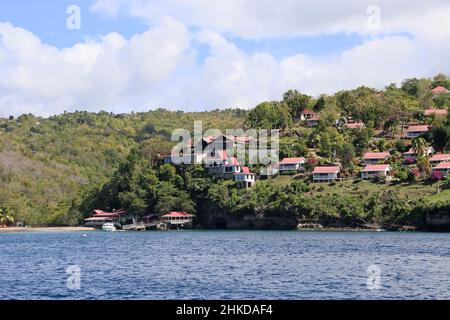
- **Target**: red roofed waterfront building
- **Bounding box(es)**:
[161,212,195,229]
[84,209,131,228]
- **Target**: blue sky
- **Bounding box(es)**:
[0,0,449,116]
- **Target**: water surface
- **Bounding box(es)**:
[1,231,449,300]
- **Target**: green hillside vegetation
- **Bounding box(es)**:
[1,74,450,227]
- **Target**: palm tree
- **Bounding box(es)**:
[0,207,15,227]
[412,137,429,158]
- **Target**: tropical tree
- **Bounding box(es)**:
[0,207,15,227]
[412,137,429,158]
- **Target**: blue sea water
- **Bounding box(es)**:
[0,231,449,300]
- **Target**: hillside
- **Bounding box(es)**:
[0,109,245,224]
[1,74,450,228]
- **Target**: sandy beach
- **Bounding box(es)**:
[0,227,96,233]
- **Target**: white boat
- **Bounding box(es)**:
[101,223,116,232]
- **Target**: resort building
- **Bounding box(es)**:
[84,209,132,228]
[429,154,450,166]
[278,157,306,173]
[432,162,450,176]
[161,212,195,229]
[306,115,320,127]
[405,125,430,139]
[430,86,449,95]
[345,122,365,130]
[362,152,390,165]
[221,157,242,179]
[234,167,256,189]
[424,109,448,117]
[403,147,435,161]
[300,109,318,121]
[361,164,392,180]
[312,166,340,182]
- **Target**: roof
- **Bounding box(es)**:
[91,209,126,217]
[407,125,430,132]
[431,86,449,94]
[235,166,255,175]
[434,162,450,169]
[362,164,391,172]
[308,115,320,121]
[430,154,450,161]
[424,109,448,116]
[280,157,306,164]
[363,152,390,159]
[230,157,240,166]
[404,147,433,155]
[84,217,112,221]
[301,109,317,115]
[215,150,228,161]
[345,122,365,129]
[162,212,195,218]
[313,166,340,174]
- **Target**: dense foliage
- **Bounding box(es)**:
[1,74,450,227]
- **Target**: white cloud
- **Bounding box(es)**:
[91,0,450,38]
[1,1,450,116]
[0,18,190,116]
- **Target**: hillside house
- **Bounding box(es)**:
[312,166,340,182]
[429,154,450,166]
[278,157,306,173]
[234,167,256,189]
[432,162,450,176]
[362,152,390,165]
[405,125,430,139]
[361,164,392,180]
[403,147,435,161]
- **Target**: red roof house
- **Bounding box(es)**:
[406,125,430,138]
[312,166,340,182]
[429,154,450,165]
[363,152,390,164]
[424,109,448,117]
[361,164,392,179]
[279,157,306,172]
[431,86,449,94]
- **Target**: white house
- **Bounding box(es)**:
[279,157,306,173]
[234,167,256,189]
[405,125,430,139]
[424,109,448,117]
[429,154,450,166]
[432,162,450,176]
[403,147,435,161]
[345,122,365,130]
[221,157,242,179]
[361,164,392,180]
[300,109,318,121]
[312,166,340,182]
[362,152,390,165]
[306,115,320,127]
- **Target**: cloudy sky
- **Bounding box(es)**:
[0,0,450,117]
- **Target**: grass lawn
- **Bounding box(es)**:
[265,175,441,200]
[425,189,450,203]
